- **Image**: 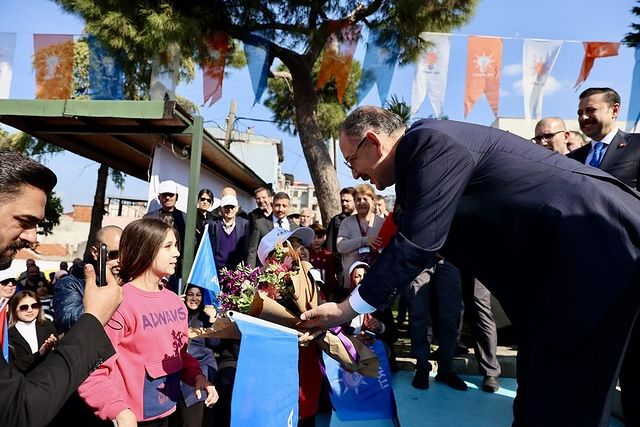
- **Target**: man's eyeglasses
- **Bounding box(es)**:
[107,250,119,260]
[18,303,41,312]
[533,131,564,143]
[0,280,16,286]
[199,197,212,203]
[343,135,369,170]
[160,193,176,198]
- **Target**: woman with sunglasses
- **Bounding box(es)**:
[195,188,216,249]
[8,290,58,373]
[79,218,218,427]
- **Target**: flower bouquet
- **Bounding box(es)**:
[192,238,379,378]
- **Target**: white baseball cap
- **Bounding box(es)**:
[0,270,17,283]
[257,227,315,265]
[348,261,370,278]
[157,180,178,195]
[220,195,239,208]
[308,268,324,284]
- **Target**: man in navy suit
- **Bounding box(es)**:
[207,194,250,272]
[568,87,640,427]
[246,192,298,266]
[568,87,640,188]
[300,106,640,426]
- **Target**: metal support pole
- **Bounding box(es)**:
[180,115,204,294]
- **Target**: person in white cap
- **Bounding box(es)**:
[144,179,186,292]
[207,194,251,272]
[256,226,315,267]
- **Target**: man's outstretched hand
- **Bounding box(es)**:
[298,299,358,330]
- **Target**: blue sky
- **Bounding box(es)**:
[0,0,638,210]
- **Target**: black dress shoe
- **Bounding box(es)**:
[435,372,468,391]
[482,376,500,393]
[411,369,430,390]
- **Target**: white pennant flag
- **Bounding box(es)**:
[411,33,451,118]
[523,39,562,120]
[150,43,180,101]
[0,33,16,99]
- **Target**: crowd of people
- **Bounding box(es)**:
[1,85,640,427]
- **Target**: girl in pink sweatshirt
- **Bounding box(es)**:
[79,218,218,427]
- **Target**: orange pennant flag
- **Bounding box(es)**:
[316,25,360,103]
[464,36,503,118]
[33,34,74,99]
[574,42,620,90]
[202,32,229,107]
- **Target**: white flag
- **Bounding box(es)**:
[523,39,562,120]
[0,33,16,99]
[411,33,451,118]
[150,43,180,101]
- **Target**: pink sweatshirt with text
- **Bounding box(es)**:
[78,283,203,421]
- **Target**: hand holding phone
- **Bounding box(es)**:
[97,243,108,287]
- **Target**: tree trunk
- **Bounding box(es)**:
[83,163,109,259]
[287,56,341,225]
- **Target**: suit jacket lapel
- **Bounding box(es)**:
[570,144,590,164]
[599,130,628,171]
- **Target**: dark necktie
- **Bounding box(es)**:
[277,219,283,228]
[589,142,605,168]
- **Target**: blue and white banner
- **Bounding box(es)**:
[186,223,220,306]
[0,33,16,99]
[324,339,396,423]
[243,34,272,106]
[357,29,398,106]
[626,46,640,133]
[88,35,124,100]
[230,312,299,427]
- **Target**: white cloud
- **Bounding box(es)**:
[503,63,522,77]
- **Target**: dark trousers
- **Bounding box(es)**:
[512,277,640,426]
[460,273,501,377]
[210,366,236,427]
[406,261,462,373]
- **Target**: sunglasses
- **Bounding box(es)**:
[199,197,212,203]
[160,193,176,198]
[532,131,564,143]
[107,250,119,260]
[18,303,41,312]
[0,280,16,286]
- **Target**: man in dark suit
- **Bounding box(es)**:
[144,179,187,292]
[207,194,251,271]
[300,106,640,426]
[568,87,640,188]
[0,150,122,427]
[246,192,298,266]
[568,87,640,427]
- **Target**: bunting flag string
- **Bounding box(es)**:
[411,33,451,118]
[522,39,563,121]
[202,32,229,107]
[0,30,635,122]
[464,36,503,118]
[0,33,16,99]
[88,35,124,100]
[574,42,620,90]
[33,34,74,99]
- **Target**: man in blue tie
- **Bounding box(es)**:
[568,87,640,187]
[568,87,640,427]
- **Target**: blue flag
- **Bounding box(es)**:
[626,46,640,133]
[243,34,272,105]
[186,224,220,306]
[356,30,398,106]
[323,339,396,423]
[88,35,124,100]
[230,312,299,427]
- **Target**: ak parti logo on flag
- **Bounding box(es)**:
[464,36,503,118]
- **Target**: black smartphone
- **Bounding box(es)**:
[97,243,108,287]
